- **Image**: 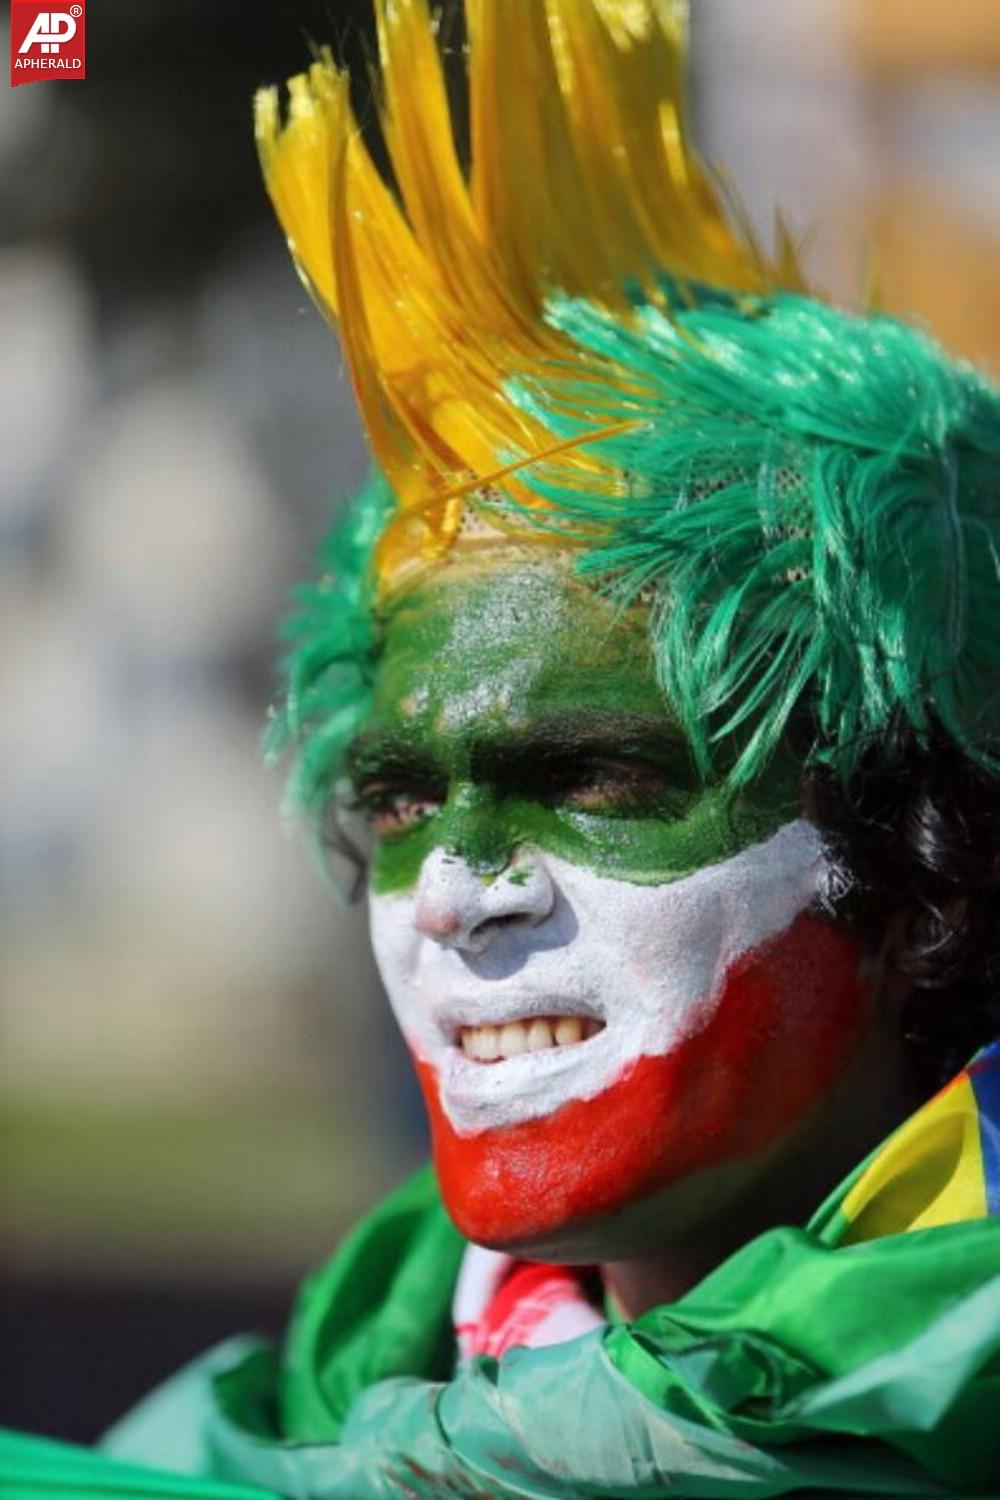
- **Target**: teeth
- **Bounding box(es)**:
[554,1016,583,1046]
[526,1018,553,1051]
[458,1015,603,1063]
[477,1026,500,1061]
[499,1022,527,1057]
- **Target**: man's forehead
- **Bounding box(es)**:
[379,560,602,659]
[368,562,668,740]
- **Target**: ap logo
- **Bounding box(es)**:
[19,12,78,54]
[10,1,86,85]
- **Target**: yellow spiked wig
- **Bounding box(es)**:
[255,0,808,592]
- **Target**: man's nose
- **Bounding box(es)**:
[414,847,555,953]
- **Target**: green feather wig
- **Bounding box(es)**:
[268,282,1000,825]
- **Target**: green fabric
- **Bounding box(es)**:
[276,1161,464,1438]
[0,1425,269,1499]
[606,1222,1000,1488]
[99,1163,1000,1498]
[6,1162,1000,1498]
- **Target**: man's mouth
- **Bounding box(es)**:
[458,1015,605,1062]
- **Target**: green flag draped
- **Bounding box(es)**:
[5,1050,1000,1499]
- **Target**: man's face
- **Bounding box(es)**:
[351,561,870,1256]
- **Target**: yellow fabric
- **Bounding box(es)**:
[841,1073,989,1244]
[254,0,813,593]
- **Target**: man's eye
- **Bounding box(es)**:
[356,785,441,837]
[545,760,680,815]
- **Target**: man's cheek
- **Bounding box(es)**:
[413,913,869,1247]
[370,893,425,1028]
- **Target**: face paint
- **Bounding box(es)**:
[356,562,870,1251]
[373,821,826,1134]
[351,564,802,892]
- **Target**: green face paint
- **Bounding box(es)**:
[347,560,802,896]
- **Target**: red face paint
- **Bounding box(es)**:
[415,913,868,1247]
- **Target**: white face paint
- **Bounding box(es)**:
[370,818,825,1135]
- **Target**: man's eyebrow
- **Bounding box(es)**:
[475,712,691,774]
[344,732,440,783]
[344,713,692,785]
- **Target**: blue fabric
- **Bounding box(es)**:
[969,1039,1000,1215]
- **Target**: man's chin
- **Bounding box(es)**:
[447,1146,794,1263]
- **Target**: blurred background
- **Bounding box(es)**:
[2,0,999,1442]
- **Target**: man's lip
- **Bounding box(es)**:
[434,996,604,1043]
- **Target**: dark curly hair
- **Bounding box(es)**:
[807,720,1000,1092]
